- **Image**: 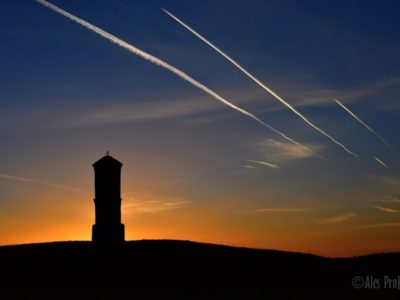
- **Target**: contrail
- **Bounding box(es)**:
[333,98,393,149]
[246,159,280,169]
[162,8,358,158]
[374,156,389,169]
[0,173,88,194]
[35,0,318,158]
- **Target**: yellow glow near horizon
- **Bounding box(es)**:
[0,155,399,257]
[1,189,400,258]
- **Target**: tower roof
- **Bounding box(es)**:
[93,154,122,167]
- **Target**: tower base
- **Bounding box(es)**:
[92,223,125,243]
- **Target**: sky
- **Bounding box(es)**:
[0,0,399,257]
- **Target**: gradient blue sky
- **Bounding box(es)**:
[0,0,399,256]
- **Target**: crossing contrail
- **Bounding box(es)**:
[162,8,358,158]
[35,0,319,158]
[374,156,389,169]
[246,159,280,169]
[333,98,393,149]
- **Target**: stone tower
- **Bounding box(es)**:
[92,153,125,243]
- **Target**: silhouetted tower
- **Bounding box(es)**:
[92,153,125,243]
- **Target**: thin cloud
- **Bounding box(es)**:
[373,176,400,186]
[36,0,317,158]
[123,196,189,213]
[381,196,400,203]
[365,223,400,228]
[372,206,398,214]
[0,172,185,213]
[0,85,264,129]
[0,173,87,194]
[314,212,356,224]
[343,78,400,103]
[3,86,279,129]
[334,98,393,149]
[73,98,221,127]
[243,165,257,169]
[256,207,309,213]
[264,77,400,110]
[255,138,324,163]
[368,196,400,204]
[163,8,358,158]
[246,159,279,169]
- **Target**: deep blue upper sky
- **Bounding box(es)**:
[1,0,399,183]
[2,0,400,101]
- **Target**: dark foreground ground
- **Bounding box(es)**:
[0,240,399,299]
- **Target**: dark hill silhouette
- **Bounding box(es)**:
[1,240,399,299]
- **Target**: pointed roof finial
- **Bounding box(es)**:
[106,150,110,156]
